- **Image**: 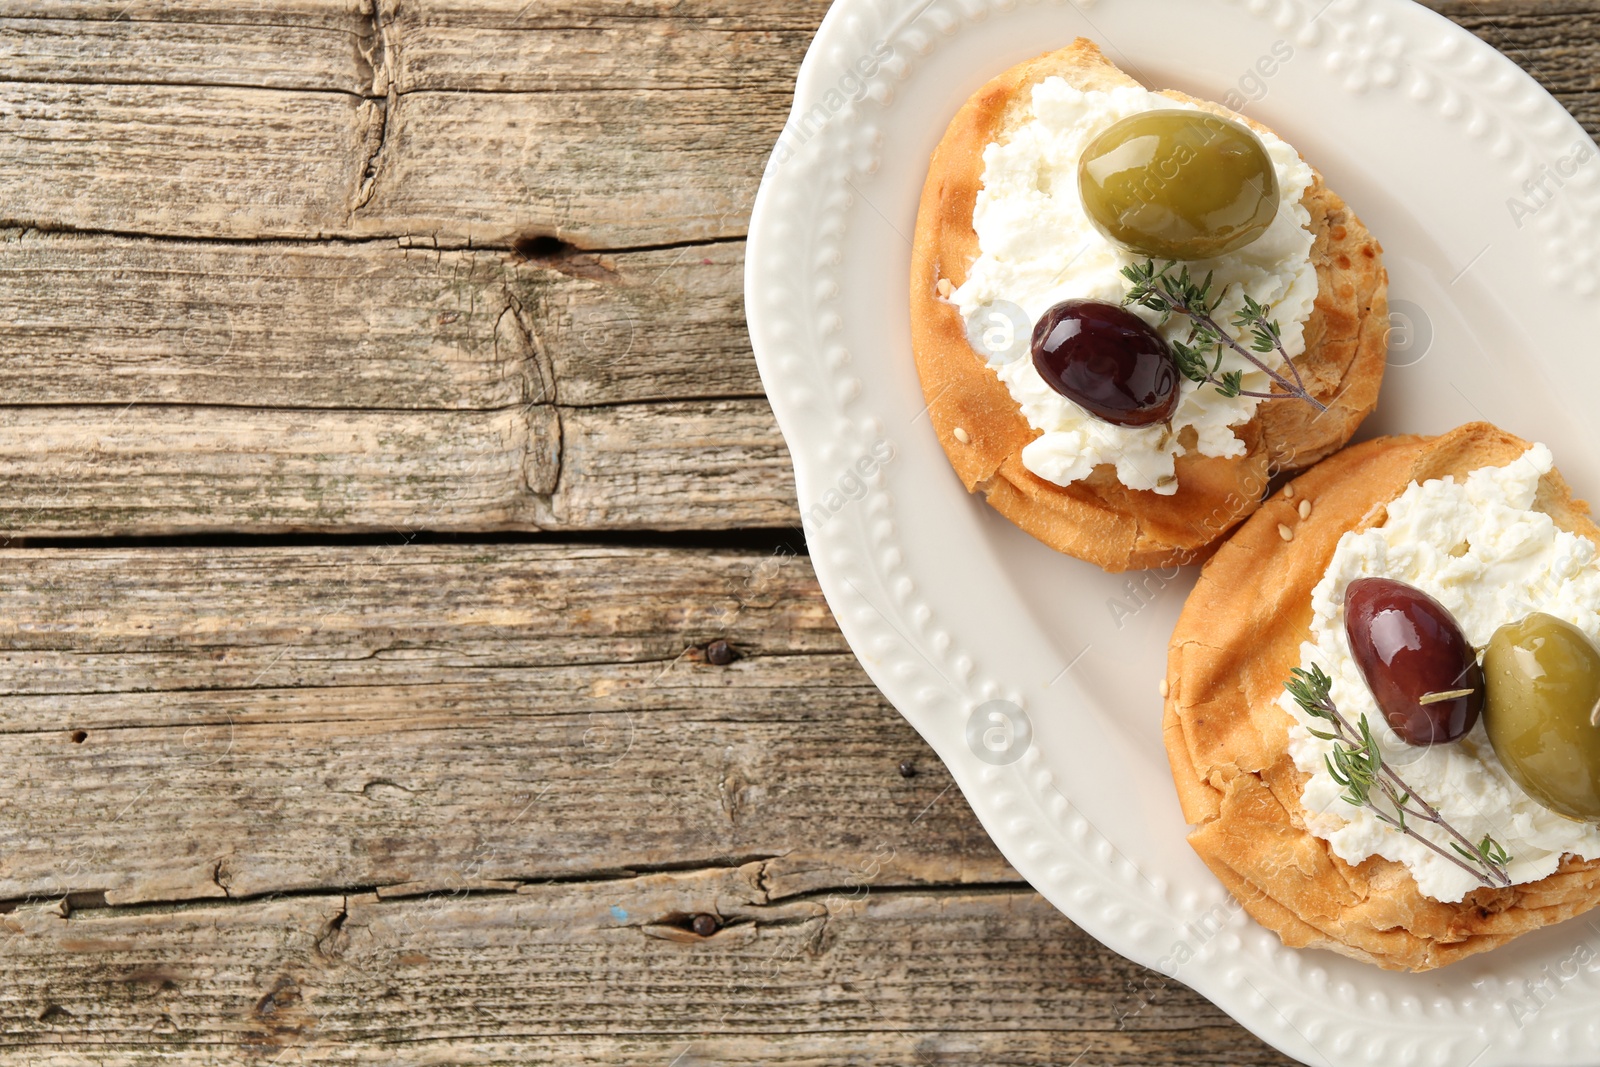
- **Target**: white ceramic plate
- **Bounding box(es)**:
[745,1,1600,1063]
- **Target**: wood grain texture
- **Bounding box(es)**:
[0,545,1298,1064]
[0,229,780,534]
[0,230,758,408]
[0,399,791,535]
[0,546,1008,907]
[0,80,378,238]
[0,3,1591,1064]
[0,13,366,92]
[353,86,782,248]
[0,0,803,247]
[0,873,1292,1065]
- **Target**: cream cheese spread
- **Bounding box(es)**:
[1282,445,1600,903]
[950,80,1318,495]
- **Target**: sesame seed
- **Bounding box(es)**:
[1284,484,1295,500]
[936,278,954,299]
[1299,499,1312,520]
[1278,523,1294,542]
[1158,678,1170,698]
[953,426,970,444]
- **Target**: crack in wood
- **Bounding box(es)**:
[499,295,558,407]
[0,218,751,256]
[494,292,566,498]
[211,859,234,898]
[351,2,397,210]
[0,855,1033,922]
[313,897,350,960]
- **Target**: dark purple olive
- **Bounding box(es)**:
[1344,577,1484,746]
[1029,299,1180,427]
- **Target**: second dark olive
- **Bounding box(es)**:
[1344,577,1484,746]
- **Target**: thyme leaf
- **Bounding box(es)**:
[1284,665,1513,889]
[1122,260,1327,412]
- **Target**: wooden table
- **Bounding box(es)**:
[0,2,1591,1062]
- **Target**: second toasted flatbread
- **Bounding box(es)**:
[1164,422,1600,971]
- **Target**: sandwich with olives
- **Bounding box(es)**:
[1165,422,1600,971]
[909,39,1388,571]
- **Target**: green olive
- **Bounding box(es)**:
[1483,613,1600,822]
[1078,110,1280,261]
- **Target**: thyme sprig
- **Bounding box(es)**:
[1284,665,1513,890]
[1121,260,1327,413]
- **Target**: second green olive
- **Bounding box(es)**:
[1483,612,1600,822]
[1078,109,1280,261]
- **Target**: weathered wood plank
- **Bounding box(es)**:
[0,1031,1297,1067]
[0,1,828,93]
[0,545,844,689]
[0,230,756,409]
[384,0,828,104]
[2,672,972,903]
[0,81,379,239]
[0,404,536,535]
[1423,2,1600,131]
[0,2,357,25]
[529,240,759,407]
[0,0,815,30]
[0,399,791,534]
[0,0,801,246]
[0,233,533,411]
[352,85,782,247]
[0,14,365,93]
[550,400,796,529]
[188,1031,1293,1067]
[0,81,782,248]
[0,546,1003,906]
[0,228,780,533]
[0,874,1295,1064]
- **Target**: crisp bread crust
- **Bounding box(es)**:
[908,39,1389,572]
[1165,421,1600,972]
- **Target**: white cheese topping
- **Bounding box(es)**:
[1283,445,1600,903]
[951,80,1318,495]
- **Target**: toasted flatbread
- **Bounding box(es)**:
[910,39,1388,571]
[1164,421,1600,971]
